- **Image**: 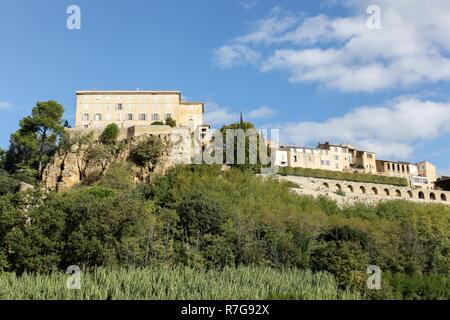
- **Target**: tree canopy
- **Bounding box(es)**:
[6,100,64,179]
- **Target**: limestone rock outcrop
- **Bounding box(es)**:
[42,126,192,191]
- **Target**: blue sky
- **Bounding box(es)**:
[1,0,450,174]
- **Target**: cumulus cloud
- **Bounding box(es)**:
[0,101,11,110]
[214,0,450,92]
[274,97,450,159]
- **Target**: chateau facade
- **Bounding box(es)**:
[75,90,206,133]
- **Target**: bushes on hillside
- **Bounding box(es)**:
[129,136,165,167]
[100,123,120,145]
[279,167,409,186]
[165,117,176,128]
[0,164,448,299]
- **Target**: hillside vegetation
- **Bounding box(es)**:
[0,102,448,300]
[0,165,449,299]
[279,167,409,186]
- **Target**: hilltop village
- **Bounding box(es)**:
[69,89,450,204]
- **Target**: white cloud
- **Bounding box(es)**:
[274,97,450,159]
[212,44,261,69]
[247,106,275,119]
[204,101,239,126]
[204,102,276,127]
[239,0,259,11]
[0,101,11,110]
[214,0,450,92]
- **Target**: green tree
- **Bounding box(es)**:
[220,114,266,172]
[0,148,6,172]
[6,100,64,179]
[129,136,165,168]
[165,117,176,128]
[100,123,120,145]
[177,193,226,239]
[151,121,165,126]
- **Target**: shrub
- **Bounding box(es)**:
[165,117,176,128]
[96,162,135,190]
[0,173,20,195]
[151,121,165,126]
[177,193,226,238]
[100,123,120,145]
[129,136,165,167]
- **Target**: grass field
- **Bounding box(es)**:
[0,267,360,300]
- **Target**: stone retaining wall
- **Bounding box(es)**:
[278,175,450,206]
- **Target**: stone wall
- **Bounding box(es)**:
[277,175,450,206]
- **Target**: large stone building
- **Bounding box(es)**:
[75,90,205,133]
[273,142,367,172]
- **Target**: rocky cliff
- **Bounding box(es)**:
[42,126,192,191]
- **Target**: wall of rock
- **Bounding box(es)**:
[42,126,192,191]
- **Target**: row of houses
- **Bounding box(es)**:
[272,142,437,190]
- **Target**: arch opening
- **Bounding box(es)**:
[430,193,436,201]
[395,190,402,197]
[347,185,354,193]
[372,187,378,195]
[441,193,447,201]
[360,186,367,194]
[384,188,390,196]
[407,191,413,198]
[418,191,425,199]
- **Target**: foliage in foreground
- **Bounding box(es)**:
[0,165,449,299]
[0,267,359,300]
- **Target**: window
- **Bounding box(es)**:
[83,114,89,121]
[116,113,122,121]
[94,114,102,121]
[127,114,133,121]
[293,155,298,162]
[139,114,147,121]
[117,103,123,110]
[367,153,373,159]
[335,155,339,160]
[335,163,339,169]
[165,113,172,119]
[321,160,330,166]
[152,113,160,121]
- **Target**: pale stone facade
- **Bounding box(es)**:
[273,141,438,190]
[75,90,204,133]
